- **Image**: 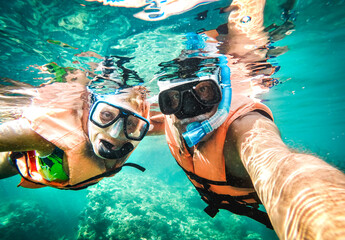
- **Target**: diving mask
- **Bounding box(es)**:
[158,75,222,119]
[89,96,150,141]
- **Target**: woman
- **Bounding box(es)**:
[0,80,152,190]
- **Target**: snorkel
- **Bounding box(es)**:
[182,55,232,147]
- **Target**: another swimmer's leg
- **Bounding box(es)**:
[0,152,18,179]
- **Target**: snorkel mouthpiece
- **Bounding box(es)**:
[98,141,134,160]
[182,56,232,147]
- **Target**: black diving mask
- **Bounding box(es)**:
[158,76,222,119]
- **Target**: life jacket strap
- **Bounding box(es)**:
[177,161,232,186]
[10,151,46,187]
[66,162,146,190]
[175,161,272,228]
[122,162,146,172]
[196,187,273,230]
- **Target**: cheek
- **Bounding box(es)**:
[88,121,99,142]
[167,115,184,133]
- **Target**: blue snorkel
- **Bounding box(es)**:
[182,55,232,147]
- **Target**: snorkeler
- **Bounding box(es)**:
[153,0,345,239]
[0,58,151,190]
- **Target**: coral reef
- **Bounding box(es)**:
[0,200,61,240]
[77,172,266,240]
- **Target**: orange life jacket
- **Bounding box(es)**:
[165,94,273,228]
[10,150,143,190]
[11,83,146,190]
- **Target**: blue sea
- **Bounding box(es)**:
[0,0,344,239]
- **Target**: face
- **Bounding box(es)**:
[159,80,221,119]
[159,80,221,138]
[88,89,148,165]
[169,105,218,135]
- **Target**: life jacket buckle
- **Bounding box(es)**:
[204,205,219,218]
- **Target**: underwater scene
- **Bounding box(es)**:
[0,0,345,239]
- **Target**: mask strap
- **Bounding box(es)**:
[122,162,146,172]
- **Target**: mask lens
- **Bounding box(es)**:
[193,80,221,105]
[159,90,181,114]
[92,102,120,127]
[91,101,149,140]
[126,115,150,140]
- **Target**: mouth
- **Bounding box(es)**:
[97,139,134,160]
[100,139,118,151]
[177,106,218,125]
[179,115,209,125]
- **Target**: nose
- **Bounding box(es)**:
[108,119,125,139]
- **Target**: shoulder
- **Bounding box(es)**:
[0,119,32,135]
[228,110,278,145]
[223,111,278,185]
[33,82,88,109]
[0,119,55,153]
[220,94,273,133]
[226,110,281,155]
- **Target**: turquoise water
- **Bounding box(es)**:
[0,0,344,239]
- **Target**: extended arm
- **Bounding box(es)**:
[0,119,55,179]
[0,119,55,153]
[229,111,345,239]
[220,0,268,59]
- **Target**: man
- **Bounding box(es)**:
[154,0,345,239]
